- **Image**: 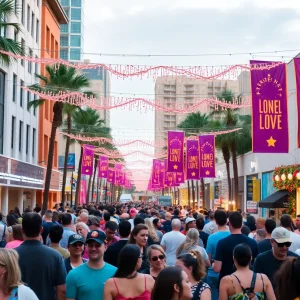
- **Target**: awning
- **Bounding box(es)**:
[259,190,289,208]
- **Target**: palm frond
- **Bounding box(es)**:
[27,99,45,109]
[0,0,15,15]
[0,37,25,65]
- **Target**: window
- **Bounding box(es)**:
[11,116,15,149]
[0,71,4,154]
[28,48,32,74]
[21,0,25,24]
[14,29,17,41]
[32,128,36,157]
[71,0,81,7]
[21,38,25,66]
[27,90,30,110]
[64,8,69,18]
[35,55,38,74]
[46,26,50,52]
[36,19,39,43]
[31,12,34,37]
[33,94,37,116]
[12,74,17,102]
[61,0,70,6]
[71,22,81,33]
[60,49,68,60]
[70,35,80,47]
[70,48,80,60]
[71,8,81,20]
[60,36,68,47]
[60,24,68,33]
[19,121,23,152]
[20,80,24,107]
[37,0,39,7]
[14,0,17,14]
[26,125,29,154]
[27,5,30,32]
[51,34,54,57]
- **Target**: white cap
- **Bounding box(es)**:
[185,217,196,224]
[271,227,292,243]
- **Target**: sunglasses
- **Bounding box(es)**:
[273,240,292,248]
[151,255,165,262]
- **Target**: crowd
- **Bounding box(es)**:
[0,202,300,299]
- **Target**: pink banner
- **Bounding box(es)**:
[250,60,288,153]
[98,156,108,178]
[167,131,184,173]
[176,172,185,184]
[107,169,115,184]
[186,139,200,180]
[152,159,162,187]
[199,135,216,178]
[115,163,123,185]
[81,145,94,175]
[160,162,165,189]
[80,178,87,204]
[294,58,300,148]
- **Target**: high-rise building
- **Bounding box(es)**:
[154,76,239,156]
[59,0,84,61]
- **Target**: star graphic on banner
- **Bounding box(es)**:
[266,136,276,147]
[86,170,89,173]
[205,171,210,176]
[101,173,104,176]
[192,172,196,177]
[173,165,178,170]
[154,179,157,183]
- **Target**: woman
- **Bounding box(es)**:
[104,244,155,300]
[219,244,276,300]
[76,222,90,259]
[0,248,38,299]
[176,229,210,268]
[145,218,160,246]
[5,225,23,249]
[182,217,196,235]
[152,266,192,300]
[275,257,300,300]
[142,245,166,280]
[176,250,211,300]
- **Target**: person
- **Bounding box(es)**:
[280,214,300,253]
[196,217,209,249]
[182,217,196,235]
[206,209,230,300]
[176,250,211,300]
[42,210,54,244]
[129,208,138,230]
[176,228,210,268]
[161,219,186,266]
[129,224,149,270]
[0,213,8,248]
[60,213,75,249]
[104,244,155,299]
[76,221,90,240]
[145,218,160,245]
[162,212,172,233]
[253,227,298,290]
[0,248,39,299]
[219,244,276,300]
[100,212,111,231]
[5,224,23,249]
[66,230,117,300]
[151,266,192,300]
[245,215,257,239]
[105,221,120,246]
[275,256,300,300]
[141,244,166,280]
[295,215,300,235]
[16,212,66,300]
[79,212,89,224]
[203,212,217,235]
[104,220,131,267]
[213,212,259,283]
[87,215,103,231]
[49,224,70,258]
[258,218,276,253]
[152,218,163,242]
[65,233,87,274]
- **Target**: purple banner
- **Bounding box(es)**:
[186,139,200,180]
[294,58,300,148]
[167,131,184,173]
[98,156,108,178]
[199,135,216,178]
[80,178,86,204]
[107,169,115,184]
[115,163,123,185]
[152,159,162,187]
[160,162,165,189]
[250,60,288,153]
[81,145,94,175]
[176,172,185,184]
[164,158,174,187]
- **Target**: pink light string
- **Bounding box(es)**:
[0,50,284,80]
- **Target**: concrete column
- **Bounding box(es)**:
[1,187,8,216]
[17,189,24,214]
[31,190,36,210]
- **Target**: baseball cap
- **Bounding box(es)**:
[68,234,85,245]
[86,230,107,245]
[185,217,196,224]
[129,208,138,215]
[271,227,292,243]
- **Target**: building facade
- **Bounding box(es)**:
[59,0,84,61]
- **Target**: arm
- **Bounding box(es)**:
[262,274,276,300]
[219,277,230,300]
[200,288,211,300]
[253,254,263,273]
[103,280,114,300]
[213,260,222,273]
[213,240,223,273]
[56,284,66,300]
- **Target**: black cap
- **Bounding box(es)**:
[68,234,85,245]
[86,230,107,245]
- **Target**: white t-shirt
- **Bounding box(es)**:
[289,231,300,253]
[18,284,39,300]
[161,230,186,266]
[129,218,135,231]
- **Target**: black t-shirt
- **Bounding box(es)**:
[258,239,272,253]
[42,221,55,244]
[215,234,259,282]
[253,249,298,289]
[199,231,209,249]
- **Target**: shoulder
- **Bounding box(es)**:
[104,262,118,272]
[18,284,39,299]
[288,251,300,257]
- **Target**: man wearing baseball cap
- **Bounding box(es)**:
[66,230,117,300]
[254,227,298,289]
[128,208,138,231]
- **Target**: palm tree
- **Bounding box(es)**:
[0,0,25,65]
[28,65,91,214]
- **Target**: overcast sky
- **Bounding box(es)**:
[83,0,300,189]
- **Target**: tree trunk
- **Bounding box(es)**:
[86,175,92,203]
[222,145,232,200]
[187,180,191,208]
[91,158,98,203]
[191,180,195,209]
[61,113,72,206]
[75,146,83,207]
[42,102,63,215]
[231,141,239,205]
[201,178,205,209]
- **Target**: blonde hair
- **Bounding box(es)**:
[147,244,166,264]
[176,228,199,256]
[144,218,159,243]
[76,222,90,232]
[0,249,22,295]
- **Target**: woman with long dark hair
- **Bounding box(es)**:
[151,267,192,300]
[104,244,154,300]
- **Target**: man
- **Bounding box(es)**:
[79,212,89,224]
[171,208,181,220]
[16,213,66,300]
[203,212,217,235]
[104,221,120,246]
[66,230,117,300]
[253,227,298,289]
[153,218,163,242]
[213,212,259,283]
[42,210,54,244]
[128,208,138,230]
[104,220,131,266]
[280,214,300,253]
[161,219,186,266]
[88,215,103,231]
[206,210,230,300]
[65,233,87,274]
[196,216,209,248]
[258,218,276,253]
[295,215,300,235]
[0,213,8,247]
[49,225,70,259]
[162,212,172,233]
[60,213,75,249]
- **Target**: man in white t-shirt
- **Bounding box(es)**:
[280,214,300,253]
[161,219,186,266]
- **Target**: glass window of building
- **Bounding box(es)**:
[71,22,81,33]
[71,0,81,7]
[70,48,81,60]
[60,35,69,47]
[20,80,24,107]
[61,0,70,6]
[60,24,69,33]
[71,8,81,20]
[70,35,81,47]
[32,128,36,157]
[12,74,17,102]
[60,49,68,60]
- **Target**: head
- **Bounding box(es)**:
[118,220,131,238]
[0,249,22,295]
[153,218,162,229]
[196,217,205,231]
[280,214,293,230]
[255,229,267,242]
[52,211,59,222]
[241,225,251,236]
[147,245,166,270]
[22,212,42,238]
[86,230,107,262]
[265,218,276,235]
[11,225,23,241]
[185,218,196,232]
[133,217,145,226]
[44,210,53,221]
[114,245,143,277]
[49,225,63,244]
[129,224,148,247]
[87,216,100,231]
[76,222,90,240]
[271,227,292,259]
[214,209,227,227]
[208,211,215,221]
[129,208,138,218]
[79,212,89,224]
[61,213,72,227]
[165,212,172,220]
[67,234,85,258]
[6,215,17,227]
[152,267,192,300]
[256,217,265,230]
[233,244,252,269]
[295,215,300,230]
[103,212,111,222]
[229,212,243,231]
[172,219,182,231]
[105,221,118,242]
[174,209,180,216]
[245,215,256,232]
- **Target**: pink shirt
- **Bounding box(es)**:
[5,240,23,248]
